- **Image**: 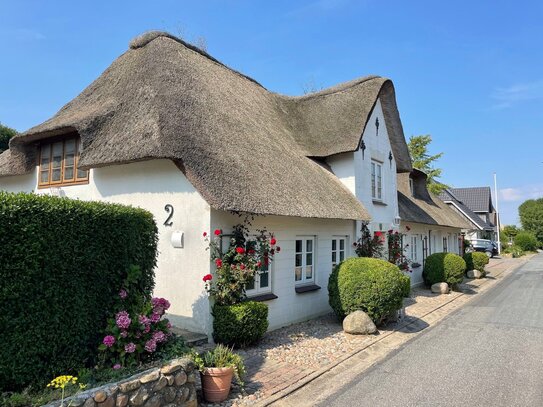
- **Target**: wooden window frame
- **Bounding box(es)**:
[371,160,383,201]
[295,236,316,286]
[38,137,89,188]
[332,236,347,271]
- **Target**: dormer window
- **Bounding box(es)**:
[38,137,89,188]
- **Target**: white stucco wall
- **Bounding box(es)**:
[328,98,399,236]
[211,210,356,331]
[0,159,213,335]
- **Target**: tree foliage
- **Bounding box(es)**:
[519,198,543,244]
[0,123,17,153]
[407,135,449,195]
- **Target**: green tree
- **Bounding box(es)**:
[407,135,449,195]
[519,198,543,244]
[0,123,18,153]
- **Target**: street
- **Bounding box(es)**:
[320,254,543,406]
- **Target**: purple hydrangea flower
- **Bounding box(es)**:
[151,297,171,315]
[144,339,157,353]
[125,342,136,353]
[139,315,150,325]
[143,324,151,334]
[115,311,132,330]
[119,289,128,299]
[113,364,122,370]
[152,330,166,343]
[103,335,115,348]
[120,330,128,338]
[150,313,161,323]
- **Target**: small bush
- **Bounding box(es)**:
[328,257,410,324]
[504,245,524,258]
[213,301,268,347]
[422,252,466,287]
[514,232,538,252]
[0,192,158,391]
[463,252,489,275]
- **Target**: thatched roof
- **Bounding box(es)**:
[398,170,471,229]
[0,31,412,220]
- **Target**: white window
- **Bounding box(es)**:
[246,260,271,295]
[332,237,347,270]
[371,161,383,200]
[410,235,418,261]
[295,237,315,284]
[443,236,448,253]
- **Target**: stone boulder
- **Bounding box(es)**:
[343,310,377,335]
[467,269,483,279]
[431,282,449,294]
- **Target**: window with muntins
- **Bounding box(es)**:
[39,138,88,187]
[246,260,271,295]
[371,161,383,200]
[443,236,448,253]
[295,237,315,284]
[332,237,346,270]
[410,235,418,261]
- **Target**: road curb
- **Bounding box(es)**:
[257,256,532,407]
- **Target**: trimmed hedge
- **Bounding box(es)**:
[328,257,410,324]
[463,252,489,275]
[0,192,158,391]
[514,231,538,252]
[422,252,466,287]
[213,301,269,347]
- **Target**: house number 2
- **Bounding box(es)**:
[164,204,174,227]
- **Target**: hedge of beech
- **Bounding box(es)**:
[0,192,158,391]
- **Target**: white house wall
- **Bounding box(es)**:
[211,210,356,331]
[328,98,399,236]
[0,159,213,335]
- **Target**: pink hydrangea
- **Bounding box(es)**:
[115,311,131,329]
[119,289,128,299]
[150,312,161,323]
[113,364,122,370]
[120,330,128,338]
[125,342,136,353]
[152,331,166,343]
[144,339,157,353]
[103,335,115,348]
[139,315,150,325]
[143,324,151,334]
[151,298,171,315]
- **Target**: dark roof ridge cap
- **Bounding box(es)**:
[129,30,266,89]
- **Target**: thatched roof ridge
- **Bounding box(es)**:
[397,171,471,229]
[0,31,412,220]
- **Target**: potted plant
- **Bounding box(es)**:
[191,344,245,403]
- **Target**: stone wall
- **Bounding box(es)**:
[43,358,197,407]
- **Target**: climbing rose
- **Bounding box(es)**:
[145,339,157,353]
[203,231,207,237]
[214,229,222,236]
[256,261,262,268]
[203,274,213,282]
[270,237,277,246]
[125,343,136,353]
[276,246,281,252]
[115,311,131,329]
[119,289,128,300]
[236,247,245,254]
[103,335,115,348]
[215,259,222,268]
[239,264,246,270]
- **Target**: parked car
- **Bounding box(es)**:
[467,239,498,258]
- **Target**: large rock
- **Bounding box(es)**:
[343,310,377,335]
[431,282,449,294]
[467,269,483,279]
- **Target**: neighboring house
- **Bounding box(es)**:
[0,31,460,336]
[397,169,472,285]
[438,187,497,240]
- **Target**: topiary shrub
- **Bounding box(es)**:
[422,252,466,288]
[463,252,489,276]
[514,231,538,252]
[212,301,268,347]
[0,192,158,391]
[328,257,410,324]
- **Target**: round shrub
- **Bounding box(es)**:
[463,252,489,275]
[328,257,410,324]
[423,252,466,287]
[213,301,268,347]
[514,232,538,252]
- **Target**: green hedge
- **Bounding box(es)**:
[514,232,538,252]
[328,257,410,324]
[463,252,489,275]
[422,252,466,287]
[213,301,269,347]
[0,192,158,391]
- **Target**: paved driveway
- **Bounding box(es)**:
[320,254,543,407]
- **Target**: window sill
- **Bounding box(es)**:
[246,293,278,302]
[295,284,321,294]
[372,200,387,206]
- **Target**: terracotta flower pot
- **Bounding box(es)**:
[201,366,234,402]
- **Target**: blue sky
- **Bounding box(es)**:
[1,0,542,225]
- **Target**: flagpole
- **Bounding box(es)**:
[494,172,501,255]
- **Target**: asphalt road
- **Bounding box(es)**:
[321,254,543,407]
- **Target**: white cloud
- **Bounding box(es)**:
[500,185,543,202]
[491,80,543,109]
